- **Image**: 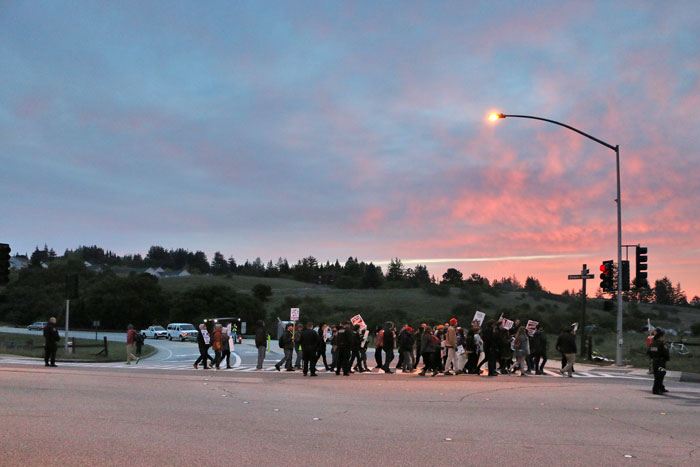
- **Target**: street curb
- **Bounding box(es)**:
[680,372,700,383]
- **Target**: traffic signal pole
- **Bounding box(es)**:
[491,115,624,367]
[615,145,623,366]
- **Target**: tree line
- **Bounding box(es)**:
[18,244,700,307]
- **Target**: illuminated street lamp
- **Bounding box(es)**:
[489,112,625,366]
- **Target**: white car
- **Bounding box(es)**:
[141,326,168,339]
[166,323,198,342]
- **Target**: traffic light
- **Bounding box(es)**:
[600,260,614,292]
[636,246,648,282]
[0,243,10,284]
[621,260,630,291]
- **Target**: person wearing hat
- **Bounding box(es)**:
[648,329,669,395]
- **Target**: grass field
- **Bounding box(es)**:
[0,332,156,362]
[158,274,700,372]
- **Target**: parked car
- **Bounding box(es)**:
[166,323,198,342]
[141,325,168,339]
[27,322,48,331]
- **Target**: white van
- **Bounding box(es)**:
[166,323,198,342]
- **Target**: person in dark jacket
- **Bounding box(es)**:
[349,324,363,373]
[194,323,215,369]
[556,326,577,377]
[335,322,352,376]
[43,317,60,367]
[382,321,396,374]
[530,324,548,374]
[299,322,321,376]
[255,320,268,370]
[478,319,498,376]
[275,324,295,371]
[414,324,425,369]
[419,326,439,377]
[398,326,415,372]
[648,329,669,395]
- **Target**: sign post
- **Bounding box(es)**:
[568,264,594,358]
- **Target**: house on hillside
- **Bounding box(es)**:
[84,261,108,273]
[160,269,191,278]
[9,256,29,270]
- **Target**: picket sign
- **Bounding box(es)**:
[473,311,485,326]
[351,314,367,330]
[502,319,514,330]
[525,320,538,336]
[290,308,300,321]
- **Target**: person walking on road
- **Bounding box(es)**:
[397,325,415,373]
[194,324,215,369]
[513,326,530,376]
[221,325,233,369]
[373,325,383,371]
[255,320,268,370]
[382,322,396,374]
[43,317,60,367]
[125,324,140,365]
[444,318,458,375]
[211,323,224,370]
[648,329,669,395]
[293,323,303,369]
[419,326,440,377]
[530,324,548,375]
[335,322,352,376]
[275,324,295,371]
[557,326,577,377]
[315,323,331,371]
[300,322,321,376]
[479,319,498,376]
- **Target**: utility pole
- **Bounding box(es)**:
[568,264,594,358]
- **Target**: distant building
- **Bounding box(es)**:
[9,256,29,270]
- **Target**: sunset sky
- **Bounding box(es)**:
[2,1,699,297]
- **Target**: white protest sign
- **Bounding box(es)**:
[502,318,514,330]
[473,311,485,326]
[350,314,367,330]
[526,320,538,336]
[290,308,300,321]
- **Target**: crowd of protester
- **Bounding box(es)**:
[244,317,581,378]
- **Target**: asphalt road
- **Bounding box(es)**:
[1,363,698,467]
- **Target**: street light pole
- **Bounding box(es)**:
[489,113,625,366]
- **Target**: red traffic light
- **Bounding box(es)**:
[600,264,607,273]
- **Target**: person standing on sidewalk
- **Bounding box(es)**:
[648,329,669,395]
[43,317,60,367]
[125,324,140,365]
[300,322,321,376]
[557,326,577,377]
[275,323,295,371]
[255,320,268,370]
